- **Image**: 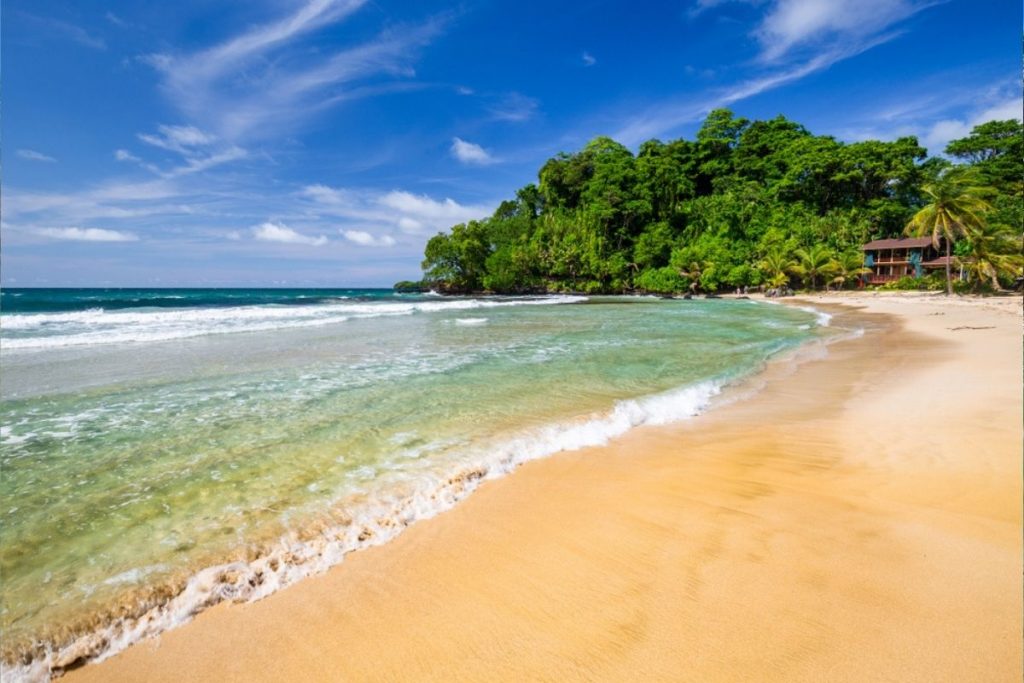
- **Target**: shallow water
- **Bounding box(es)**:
[0,289,825,677]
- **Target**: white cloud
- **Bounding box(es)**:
[920,94,1023,155]
[615,44,863,144]
[397,217,423,232]
[252,221,327,246]
[5,179,183,225]
[456,86,475,95]
[378,191,485,223]
[20,13,106,50]
[689,0,766,17]
[136,124,247,177]
[139,125,218,154]
[975,97,1024,124]
[755,0,929,62]
[450,137,496,165]
[342,230,396,247]
[488,92,539,122]
[300,184,491,234]
[920,120,971,155]
[106,11,128,28]
[143,0,445,141]
[582,51,596,67]
[614,1,935,144]
[17,149,56,163]
[36,227,139,242]
[167,146,248,177]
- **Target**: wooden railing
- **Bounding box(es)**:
[866,274,905,283]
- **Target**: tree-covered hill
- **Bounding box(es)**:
[414,109,1023,294]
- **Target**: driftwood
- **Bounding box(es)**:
[947,326,996,331]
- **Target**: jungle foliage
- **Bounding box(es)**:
[415,110,1023,294]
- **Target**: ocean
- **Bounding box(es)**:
[0,288,832,680]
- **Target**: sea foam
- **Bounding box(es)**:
[0,296,584,351]
[2,377,722,682]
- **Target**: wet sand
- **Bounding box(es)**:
[67,294,1023,682]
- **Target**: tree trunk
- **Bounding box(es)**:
[944,239,952,296]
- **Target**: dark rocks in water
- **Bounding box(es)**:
[682,293,693,300]
[393,280,427,293]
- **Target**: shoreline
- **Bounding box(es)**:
[3,296,829,680]
[55,294,1024,681]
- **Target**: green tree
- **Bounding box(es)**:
[414,111,1013,297]
[946,120,1024,198]
[791,244,836,290]
[904,169,993,295]
[958,222,1024,291]
[829,251,871,290]
[758,249,797,289]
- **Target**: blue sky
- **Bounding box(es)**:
[3,0,1021,287]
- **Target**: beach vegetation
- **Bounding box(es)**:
[904,168,994,295]
[414,111,1023,296]
[957,222,1024,291]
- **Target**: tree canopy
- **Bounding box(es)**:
[416,110,1023,294]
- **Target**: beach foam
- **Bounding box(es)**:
[1,295,829,681]
[2,376,725,682]
[0,296,584,351]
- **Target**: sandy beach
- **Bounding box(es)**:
[66,293,1022,682]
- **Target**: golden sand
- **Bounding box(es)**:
[67,294,1023,682]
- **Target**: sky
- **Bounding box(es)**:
[2,0,1021,287]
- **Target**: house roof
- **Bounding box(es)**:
[861,237,934,251]
[921,256,956,267]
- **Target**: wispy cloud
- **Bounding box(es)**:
[615,0,936,144]
[582,51,597,67]
[5,179,183,224]
[138,125,218,154]
[17,149,57,163]
[342,230,396,247]
[143,0,447,141]
[615,44,865,144]
[831,77,1022,154]
[252,221,328,246]
[36,227,138,242]
[450,137,497,165]
[105,12,130,28]
[917,94,1022,154]
[18,12,107,50]
[488,92,539,122]
[754,0,933,63]
[301,184,491,234]
[688,0,766,18]
[134,124,247,177]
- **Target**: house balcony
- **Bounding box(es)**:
[865,273,908,284]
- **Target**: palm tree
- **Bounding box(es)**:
[758,250,796,289]
[829,250,871,290]
[905,168,993,295]
[959,222,1024,291]
[791,244,836,291]
[678,260,712,294]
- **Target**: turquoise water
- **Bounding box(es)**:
[0,290,826,677]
